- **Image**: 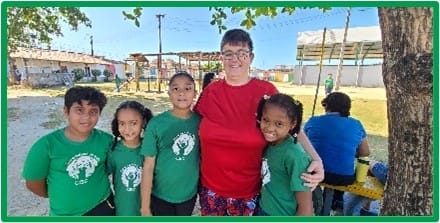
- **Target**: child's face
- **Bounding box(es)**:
[117,108,144,147]
[259,103,296,145]
[168,76,196,110]
[64,100,100,136]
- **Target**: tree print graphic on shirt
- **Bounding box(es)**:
[120,163,142,191]
[172,132,195,160]
[261,158,271,187]
[66,153,100,185]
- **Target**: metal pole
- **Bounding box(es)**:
[156,14,165,93]
[90,35,94,56]
[311,27,327,117]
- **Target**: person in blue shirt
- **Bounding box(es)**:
[304,92,370,185]
[304,92,371,215]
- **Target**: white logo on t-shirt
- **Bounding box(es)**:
[172,132,195,161]
[120,163,142,191]
[261,158,271,186]
[66,153,100,185]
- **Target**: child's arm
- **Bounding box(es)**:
[294,191,313,216]
[25,179,48,198]
[140,156,155,216]
[297,130,321,163]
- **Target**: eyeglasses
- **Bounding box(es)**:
[221,49,251,60]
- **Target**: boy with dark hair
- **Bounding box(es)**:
[22,86,115,216]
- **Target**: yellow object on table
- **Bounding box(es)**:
[319,176,384,200]
[356,157,370,183]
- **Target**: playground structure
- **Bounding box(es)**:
[119,51,221,93]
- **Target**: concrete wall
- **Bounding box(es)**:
[13,58,108,76]
[292,64,383,87]
[22,73,71,88]
[114,64,125,79]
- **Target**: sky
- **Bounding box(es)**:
[49,7,380,70]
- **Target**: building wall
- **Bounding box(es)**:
[114,64,125,78]
[292,64,383,87]
[13,58,109,76]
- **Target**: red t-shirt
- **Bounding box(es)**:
[194,78,278,199]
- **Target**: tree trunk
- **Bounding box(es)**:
[8,56,16,86]
[378,8,433,215]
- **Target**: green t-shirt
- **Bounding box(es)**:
[140,111,200,203]
[22,128,113,216]
[107,141,143,216]
[259,136,311,216]
[115,75,122,87]
[325,77,334,88]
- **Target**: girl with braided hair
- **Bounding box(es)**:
[255,93,313,216]
[108,100,153,215]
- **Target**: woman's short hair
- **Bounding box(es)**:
[321,92,351,117]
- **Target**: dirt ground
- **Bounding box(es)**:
[5,84,386,216]
[7,90,62,216]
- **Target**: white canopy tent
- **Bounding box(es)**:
[296,26,383,61]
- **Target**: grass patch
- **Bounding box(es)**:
[40,111,65,129]
[368,135,388,163]
[7,107,20,121]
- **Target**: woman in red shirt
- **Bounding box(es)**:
[194,29,324,216]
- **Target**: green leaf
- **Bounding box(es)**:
[125,14,136,20]
[133,7,143,17]
[207,6,332,32]
[7,7,91,51]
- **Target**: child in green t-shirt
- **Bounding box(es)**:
[325,73,334,95]
[22,86,115,216]
[107,100,153,216]
[256,93,313,216]
[140,71,200,216]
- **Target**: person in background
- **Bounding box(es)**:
[305,92,370,185]
[202,72,216,90]
[256,94,313,216]
[140,72,200,216]
[107,101,153,215]
[22,86,115,216]
[194,28,324,216]
[303,92,370,215]
[114,74,122,92]
[324,73,334,95]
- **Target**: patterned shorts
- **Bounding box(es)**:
[199,184,259,216]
